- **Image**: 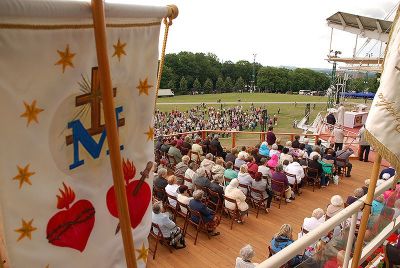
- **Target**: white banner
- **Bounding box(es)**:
[365,8,400,173]
[0,1,163,267]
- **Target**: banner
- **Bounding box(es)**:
[0,0,165,267]
[365,7,400,173]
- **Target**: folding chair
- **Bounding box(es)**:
[306,167,320,192]
[165,193,178,221]
[186,207,211,245]
[249,186,268,218]
[223,196,247,229]
[285,172,300,195]
[271,179,287,209]
[149,223,173,260]
[207,189,222,215]
[335,158,348,177]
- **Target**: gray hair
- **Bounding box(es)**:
[286,141,292,147]
[157,168,167,177]
[196,167,206,177]
[182,155,190,164]
[331,195,344,207]
[304,138,309,144]
[312,208,325,219]
[354,188,364,198]
[192,189,204,200]
[272,144,278,150]
[206,153,213,160]
[275,164,284,172]
[239,244,255,261]
[152,201,163,214]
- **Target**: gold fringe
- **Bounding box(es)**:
[0,21,160,30]
[365,129,400,173]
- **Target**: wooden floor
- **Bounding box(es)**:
[148,160,388,268]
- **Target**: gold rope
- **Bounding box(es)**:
[365,130,400,173]
[154,16,172,111]
[0,21,160,30]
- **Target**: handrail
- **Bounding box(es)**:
[256,176,396,268]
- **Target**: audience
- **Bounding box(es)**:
[168,140,183,163]
[165,175,179,207]
[246,156,259,178]
[272,164,294,203]
[235,244,258,268]
[224,161,239,179]
[251,172,272,213]
[285,159,305,188]
[269,143,280,158]
[177,185,192,214]
[211,157,226,184]
[336,147,354,177]
[259,141,270,157]
[346,188,364,205]
[280,147,293,164]
[194,167,211,190]
[201,153,215,173]
[238,164,253,195]
[154,168,168,199]
[184,162,198,190]
[258,158,272,178]
[152,201,186,249]
[175,155,190,177]
[267,154,279,169]
[235,153,247,169]
[226,148,238,164]
[326,195,344,218]
[302,208,325,233]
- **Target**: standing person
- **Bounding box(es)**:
[358,125,370,162]
[337,103,345,126]
[266,126,276,146]
[333,126,345,151]
[273,114,278,126]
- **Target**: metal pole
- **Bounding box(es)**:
[351,154,382,268]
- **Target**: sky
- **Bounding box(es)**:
[109,0,398,69]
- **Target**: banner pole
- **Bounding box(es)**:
[351,154,382,268]
[91,1,137,268]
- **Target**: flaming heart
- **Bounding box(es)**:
[46,183,95,252]
[106,159,151,229]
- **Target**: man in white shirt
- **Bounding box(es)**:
[333,126,345,151]
[285,160,305,185]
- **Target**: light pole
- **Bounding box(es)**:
[252,53,257,92]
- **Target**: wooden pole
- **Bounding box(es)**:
[351,154,382,268]
[91,1,137,267]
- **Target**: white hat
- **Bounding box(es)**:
[382,173,391,180]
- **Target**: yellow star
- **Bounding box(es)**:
[15,219,37,242]
[55,44,75,73]
[144,126,154,141]
[13,164,35,189]
[112,38,127,61]
[136,243,149,263]
[20,100,44,126]
[136,78,153,96]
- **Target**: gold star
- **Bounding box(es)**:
[136,243,149,263]
[136,78,153,96]
[112,38,127,61]
[20,100,44,126]
[15,219,37,242]
[144,126,154,141]
[13,164,35,189]
[55,44,75,73]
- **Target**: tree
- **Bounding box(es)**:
[234,77,245,92]
[225,76,234,92]
[193,78,201,91]
[216,76,225,92]
[179,76,188,94]
[203,78,213,93]
[167,79,175,90]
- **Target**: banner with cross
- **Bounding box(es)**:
[0,1,167,267]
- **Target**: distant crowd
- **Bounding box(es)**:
[154,104,278,136]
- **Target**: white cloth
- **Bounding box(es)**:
[238,151,249,160]
[0,2,163,266]
[258,165,271,177]
[200,158,215,173]
[224,179,249,212]
[184,169,197,189]
[235,258,257,268]
[337,105,345,126]
[309,152,321,160]
[152,212,176,238]
[285,162,305,184]
[279,153,293,164]
[365,17,400,171]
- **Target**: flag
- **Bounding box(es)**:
[0,0,165,267]
[365,8,400,173]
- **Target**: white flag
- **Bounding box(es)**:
[0,0,166,267]
[365,9,400,173]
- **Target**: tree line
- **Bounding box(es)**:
[160,51,377,95]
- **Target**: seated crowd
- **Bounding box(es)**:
[152,130,398,267]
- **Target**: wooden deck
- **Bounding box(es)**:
[148,160,389,268]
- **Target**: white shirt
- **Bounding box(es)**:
[184,169,196,189]
[258,165,271,177]
[302,216,325,232]
[269,149,280,158]
[177,194,193,214]
[309,151,321,160]
[279,153,293,164]
[333,127,345,143]
[165,184,179,206]
[285,162,305,184]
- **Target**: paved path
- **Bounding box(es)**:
[157,101,328,105]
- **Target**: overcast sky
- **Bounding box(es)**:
[111,0,398,68]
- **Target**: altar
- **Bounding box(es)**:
[343,111,368,128]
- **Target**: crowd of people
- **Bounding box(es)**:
[154,104,278,136]
[151,126,398,267]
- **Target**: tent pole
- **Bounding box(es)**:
[91,1,137,267]
[351,154,382,268]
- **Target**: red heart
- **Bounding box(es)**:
[106,180,151,229]
[46,200,95,252]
